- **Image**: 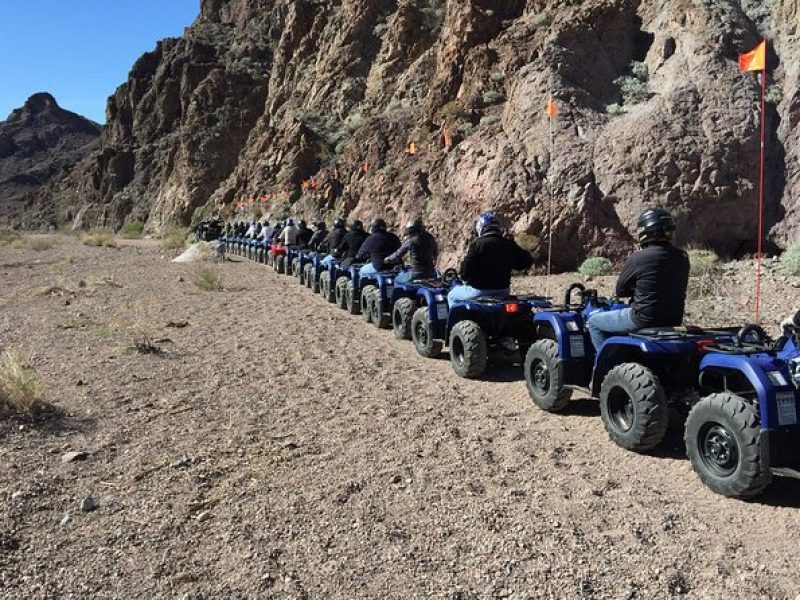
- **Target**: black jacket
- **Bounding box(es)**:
[388,231,439,278]
[323,226,347,253]
[308,228,328,251]
[296,226,313,247]
[615,242,690,328]
[460,231,533,290]
[336,229,369,259]
[356,231,402,271]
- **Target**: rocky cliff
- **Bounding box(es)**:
[0,93,100,224]
[22,0,800,268]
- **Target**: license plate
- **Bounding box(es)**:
[777,392,798,426]
[385,285,393,297]
[569,335,585,358]
[436,303,449,320]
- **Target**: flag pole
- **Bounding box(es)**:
[755,49,767,323]
[547,105,555,294]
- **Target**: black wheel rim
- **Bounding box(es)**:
[452,336,465,366]
[415,321,429,347]
[531,359,550,395]
[607,387,634,432]
[698,422,739,476]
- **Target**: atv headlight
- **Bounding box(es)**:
[435,294,444,302]
[766,371,788,386]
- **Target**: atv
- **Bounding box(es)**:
[685,324,800,498]
[318,259,344,304]
[410,273,552,379]
[270,244,288,274]
[390,269,453,340]
[524,283,738,453]
[294,250,318,285]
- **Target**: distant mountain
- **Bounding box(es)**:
[0,93,100,223]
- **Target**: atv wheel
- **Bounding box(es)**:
[292,258,301,278]
[361,285,377,323]
[303,264,313,288]
[370,291,391,329]
[335,277,349,309]
[449,320,488,378]
[599,363,669,452]
[267,253,274,267]
[411,307,442,358]
[322,272,336,303]
[310,270,320,293]
[685,393,770,498]
[319,271,331,300]
[346,281,360,314]
[524,339,572,412]
[275,255,286,274]
[392,298,416,340]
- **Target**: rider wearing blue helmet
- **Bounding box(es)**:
[447,212,533,304]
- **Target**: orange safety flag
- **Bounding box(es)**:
[739,40,766,72]
[443,128,452,149]
[310,177,317,189]
[546,95,558,118]
[362,160,369,173]
[408,141,417,155]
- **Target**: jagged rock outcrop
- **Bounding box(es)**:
[0,93,99,224]
[21,0,800,268]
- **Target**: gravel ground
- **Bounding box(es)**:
[1,237,799,599]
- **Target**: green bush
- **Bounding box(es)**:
[479,115,501,128]
[631,61,649,81]
[81,230,118,248]
[440,101,464,119]
[578,257,613,278]
[782,245,800,275]
[766,84,783,105]
[120,221,145,238]
[530,12,551,28]
[606,103,626,115]
[457,122,475,138]
[687,248,719,277]
[193,266,223,291]
[0,350,43,415]
[160,227,188,252]
[615,76,650,104]
[482,91,505,106]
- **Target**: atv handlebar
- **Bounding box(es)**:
[736,324,771,347]
[442,268,460,286]
[563,283,586,307]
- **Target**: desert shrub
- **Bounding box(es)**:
[515,233,540,253]
[782,245,800,275]
[0,350,43,414]
[11,235,58,251]
[482,91,505,105]
[160,227,188,252]
[490,71,505,83]
[606,103,626,115]
[766,84,783,105]
[345,111,364,133]
[193,266,223,291]
[119,221,145,238]
[630,61,649,81]
[81,230,118,248]
[457,122,475,138]
[479,115,501,128]
[615,76,650,104]
[530,12,551,28]
[687,247,719,277]
[0,230,22,245]
[440,101,464,120]
[578,257,613,278]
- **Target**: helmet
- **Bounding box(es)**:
[316,221,327,230]
[475,212,500,237]
[299,220,307,228]
[287,218,295,226]
[334,217,345,228]
[636,207,675,245]
[370,217,387,233]
[352,219,364,231]
[405,217,424,236]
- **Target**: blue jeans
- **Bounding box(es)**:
[320,254,334,267]
[359,263,378,277]
[447,284,509,304]
[586,308,637,352]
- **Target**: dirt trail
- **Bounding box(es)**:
[1,238,799,599]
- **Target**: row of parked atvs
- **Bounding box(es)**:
[224,236,800,500]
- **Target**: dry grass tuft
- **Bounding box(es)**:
[161,227,188,253]
[193,266,223,291]
[687,247,719,277]
[4,234,59,251]
[0,230,22,245]
[81,230,118,248]
[0,350,44,415]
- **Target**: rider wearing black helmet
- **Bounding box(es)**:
[296,220,313,247]
[355,218,402,276]
[308,221,328,252]
[586,207,690,351]
[335,219,369,268]
[320,217,348,266]
[386,217,439,283]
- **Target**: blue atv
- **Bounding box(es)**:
[332,264,360,313]
[318,259,345,304]
[390,270,453,341]
[525,283,738,452]
[294,250,317,284]
[685,324,800,497]
[361,269,407,329]
[411,274,552,379]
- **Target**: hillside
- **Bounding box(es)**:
[0,93,100,225]
[20,0,800,268]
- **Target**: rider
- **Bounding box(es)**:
[447,212,533,304]
[308,221,328,252]
[280,218,299,246]
[260,220,274,242]
[296,220,313,247]
[355,218,402,277]
[586,207,690,351]
[320,218,348,267]
[336,219,369,268]
[386,217,439,283]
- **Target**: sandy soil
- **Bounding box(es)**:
[1,236,799,599]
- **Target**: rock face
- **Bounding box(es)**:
[0,93,99,223]
[21,0,800,268]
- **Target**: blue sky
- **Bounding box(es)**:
[0,1,199,123]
